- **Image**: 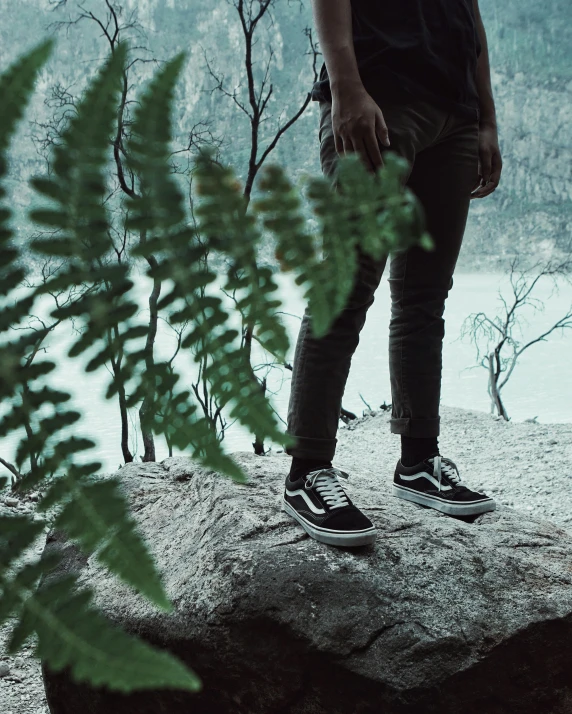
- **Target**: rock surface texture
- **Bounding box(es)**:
[41,443,572,714]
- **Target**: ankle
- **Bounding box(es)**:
[400,435,439,467]
[289,456,333,480]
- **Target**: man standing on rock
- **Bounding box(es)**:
[283,0,502,546]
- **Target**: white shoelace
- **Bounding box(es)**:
[305,467,351,510]
[429,455,466,491]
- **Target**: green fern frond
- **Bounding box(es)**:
[0,567,200,692]
[151,399,247,483]
[30,42,127,246]
[254,158,356,338]
[0,39,215,696]
[0,332,47,396]
[53,470,172,610]
[121,61,290,465]
[29,41,136,362]
[0,515,45,568]
[194,149,290,357]
[12,412,93,474]
[139,147,288,449]
[253,163,318,275]
[166,280,287,449]
[124,51,188,232]
[1,39,54,402]
[0,295,36,333]
[254,151,434,339]
[0,39,54,164]
[18,40,178,614]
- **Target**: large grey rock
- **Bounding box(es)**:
[41,452,572,713]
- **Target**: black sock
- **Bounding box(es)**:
[289,456,333,481]
[400,435,439,467]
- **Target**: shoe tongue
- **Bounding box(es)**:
[424,452,441,465]
[312,471,351,508]
[427,455,464,488]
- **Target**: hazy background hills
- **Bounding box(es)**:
[1,0,571,271]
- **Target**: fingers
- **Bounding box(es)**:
[470,173,498,198]
[470,151,502,199]
[335,113,389,175]
[375,112,391,149]
[339,133,356,160]
[336,133,378,175]
[470,175,499,199]
[334,132,345,157]
[470,183,494,199]
[479,157,492,185]
[362,132,385,173]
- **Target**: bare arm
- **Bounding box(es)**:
[309,0,362,94]
[469,0,502,201]
[310,0,391,172]
[472,0,496,128]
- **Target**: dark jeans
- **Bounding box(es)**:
[286,93,480,461]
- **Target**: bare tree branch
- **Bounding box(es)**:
[460,254,572,420]
[0,457,22,482]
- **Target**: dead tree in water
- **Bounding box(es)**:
[204,0,320,454]
[459,254,572,421]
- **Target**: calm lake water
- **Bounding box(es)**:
[3,270,572,473]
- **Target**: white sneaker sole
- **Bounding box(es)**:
[392,483,496,516]
[282,498,376,547]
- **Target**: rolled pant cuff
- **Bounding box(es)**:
[285,435,337,461]
[389,416,441,437]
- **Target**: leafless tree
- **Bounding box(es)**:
[1,257,98,482]
[458,253,572,420]
[39,0,337,460]
[37,0,222,462]
[202,0,320,454]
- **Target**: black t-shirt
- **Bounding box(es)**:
[311,0,482,121]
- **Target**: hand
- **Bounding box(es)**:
[331,84,390,175]
[470,121,502,199]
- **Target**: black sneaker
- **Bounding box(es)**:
[393,453,496,516]
[282,467,376,547]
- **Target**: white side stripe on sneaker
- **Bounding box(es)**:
[398,471,454,492]
[285,488,326,515]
